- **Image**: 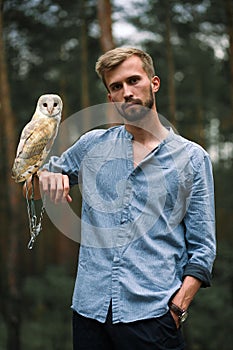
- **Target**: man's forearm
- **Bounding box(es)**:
[171,275,202,310]
[169,275,202,328]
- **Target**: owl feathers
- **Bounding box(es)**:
[12,94,63,183]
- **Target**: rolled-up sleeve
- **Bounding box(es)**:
[41,130,105,187]
[41,140,83,186]
[183,154,216,287]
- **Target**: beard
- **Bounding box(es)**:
[115,87,154,122]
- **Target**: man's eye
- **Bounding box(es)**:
[112,84,121,91]
[130,77,139,84]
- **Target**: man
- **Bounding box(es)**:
[26,47,216,349]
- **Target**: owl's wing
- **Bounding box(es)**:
[12,117,58,182]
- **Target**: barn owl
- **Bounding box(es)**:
[12,94,63,183]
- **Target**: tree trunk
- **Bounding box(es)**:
[97,0,115,52]
[224,0,233,119]
[80,0,91,132]
[97,0,116,126]
[165,0,176,128]
[0,0,22,348]
[195,75,205,148]
[80,0,90,110]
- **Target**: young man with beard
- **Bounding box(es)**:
[26,47,216,349]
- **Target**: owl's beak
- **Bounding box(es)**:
[47,107,54,115]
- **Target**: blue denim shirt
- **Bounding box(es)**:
[44,125,216,323]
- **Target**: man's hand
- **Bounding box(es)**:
[169,276,202,328]
[39,170,72,204]
[23,171,72,204]
[169,309,181,329]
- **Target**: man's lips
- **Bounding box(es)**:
[122,101,142,110]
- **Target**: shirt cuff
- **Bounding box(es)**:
[183,263,212,287]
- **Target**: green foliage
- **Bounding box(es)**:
[0,316,7,350]
[3,0,101,132]
[20,265,74,350]
[214,165,233,241]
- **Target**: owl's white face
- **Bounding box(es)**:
[37,94,63,117]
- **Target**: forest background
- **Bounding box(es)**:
[0,0,232,349]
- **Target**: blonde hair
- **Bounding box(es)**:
[95,47,155,87]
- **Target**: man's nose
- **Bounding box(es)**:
[123,83,133,100]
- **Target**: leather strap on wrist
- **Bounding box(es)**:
[169,301,188,323]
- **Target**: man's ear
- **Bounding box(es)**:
[151,76,160,93]
[107,93,113,102]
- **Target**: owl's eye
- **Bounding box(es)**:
[53,102,58,107]
[43,103,47,107]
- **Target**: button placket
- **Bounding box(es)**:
[111,136,134,322]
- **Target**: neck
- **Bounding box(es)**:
[124,110,169,146]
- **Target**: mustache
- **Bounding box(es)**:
[122,98,143,109]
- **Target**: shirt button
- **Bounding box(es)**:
[120,218,128,224]
[113,256,120,263]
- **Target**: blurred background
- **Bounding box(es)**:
[0,0,232,349]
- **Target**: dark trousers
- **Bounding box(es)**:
[72,306,185,350]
